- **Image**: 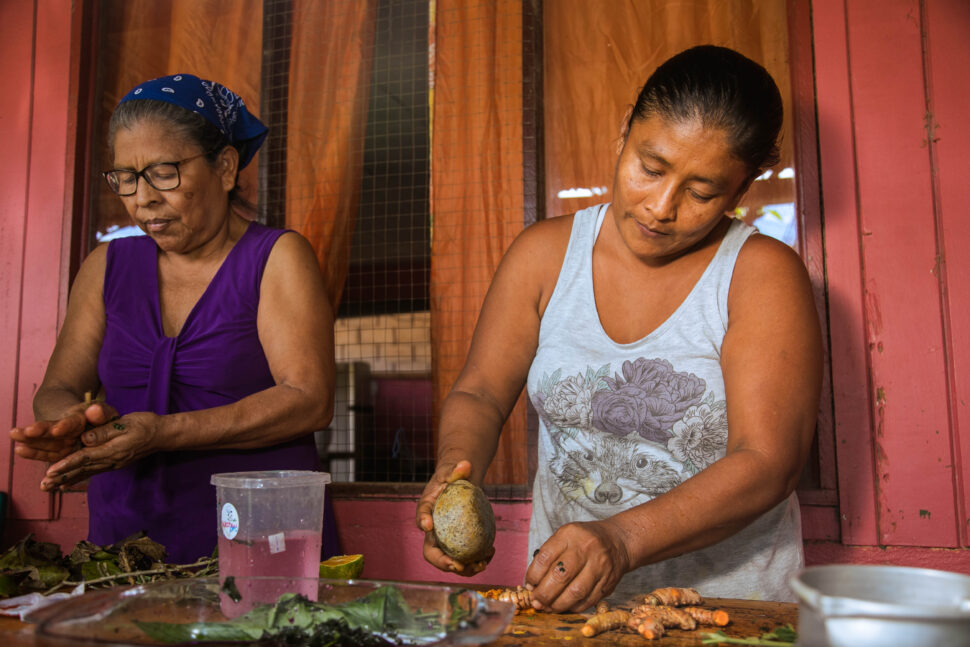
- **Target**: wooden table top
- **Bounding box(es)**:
[0,592,798,646]
[487,597,798,645]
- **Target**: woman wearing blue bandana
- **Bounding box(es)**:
[10,74,338,563]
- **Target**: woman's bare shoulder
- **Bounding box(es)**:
[265,229,322,273]
[735,233,810,279]
[72,241,109,294]
[730,232,816,314]
[505,214,575,271]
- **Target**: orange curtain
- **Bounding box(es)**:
[543,0,791,220]
[285,0,377,311]
[430,0,529,484]
[96,1,263,235]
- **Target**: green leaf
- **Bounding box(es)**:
[762,623,798,642]
[135,620,263,643]
[701,623,798,645]
[0,574,24,598]
[80,559,122,581]
[32,564,70,590]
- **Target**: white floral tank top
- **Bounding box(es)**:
[526,204,803,603]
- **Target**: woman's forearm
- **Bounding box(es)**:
[33,384,92,421]
[610,448,795,569]
[154,381,333,453]
[434,389,508,485]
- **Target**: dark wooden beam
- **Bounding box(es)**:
[259,0,292,228]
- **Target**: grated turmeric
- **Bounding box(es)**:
[642,586,703,607]
[683,605,730,626]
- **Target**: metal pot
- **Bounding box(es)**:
[790,564,970,647]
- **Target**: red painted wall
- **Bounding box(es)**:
[1,0,968,582]
[1,0,78,536]
[816,0,970,551]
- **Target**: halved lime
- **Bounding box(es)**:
[319,553,364,579]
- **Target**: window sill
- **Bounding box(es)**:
[329,482,532,504]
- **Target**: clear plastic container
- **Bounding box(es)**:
[210,470,331,616]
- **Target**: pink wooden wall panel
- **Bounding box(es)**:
[13,0,76,522]
[846,0,957,546]
[924,0,970,547]
[0,1,35,503]
[0,0,76,525]
[812,0,878,546]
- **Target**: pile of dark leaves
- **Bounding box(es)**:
[0,533,216,598]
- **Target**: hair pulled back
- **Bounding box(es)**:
[108,99,247,205]
[628,45,783,176]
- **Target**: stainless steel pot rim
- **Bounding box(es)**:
[791,564,970,619]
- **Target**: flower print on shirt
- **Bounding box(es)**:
[667,391,729,474]
[591,358,706,443]
[532,364,610,432]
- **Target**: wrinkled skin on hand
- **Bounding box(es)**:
[416,459,494,576]
[525,519,631,613]
[10,403,161,491]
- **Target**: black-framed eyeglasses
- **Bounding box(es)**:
[102,152,209,196]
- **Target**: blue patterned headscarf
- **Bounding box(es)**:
[118,74,268,169]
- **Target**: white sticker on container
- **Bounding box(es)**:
[221,503,240,540]
[268,532,286,554]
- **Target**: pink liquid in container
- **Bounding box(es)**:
[211,470,330,617]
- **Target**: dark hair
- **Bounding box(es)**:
[628,45,783,176]
[108,99,249,206]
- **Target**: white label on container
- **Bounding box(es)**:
[221,503,240,540]
[268,532,286,554]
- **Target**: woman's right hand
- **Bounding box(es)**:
[416,459,493,575]
[10,400,119,464]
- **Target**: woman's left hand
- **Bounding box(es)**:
[40,411,161,491]
[525,518,632,613]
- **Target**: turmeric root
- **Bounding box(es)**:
[632,604,697,631]
[683,605,730,626]
[580,609,631,637]
[627,613,665,640]
[481,586,535,611]
[642,586,703,607]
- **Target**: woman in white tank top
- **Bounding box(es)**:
[417,45,822,611]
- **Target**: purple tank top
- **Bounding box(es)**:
[92,222,321,563]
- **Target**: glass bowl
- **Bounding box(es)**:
[27,577,515,646]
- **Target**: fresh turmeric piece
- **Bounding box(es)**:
[580,609,632,637]
[627,614,665,640]
[482,586,535,612]
[632,604,697,631]
[642,586,703,607]
[683,605,730,626]
[595,599,611,615]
